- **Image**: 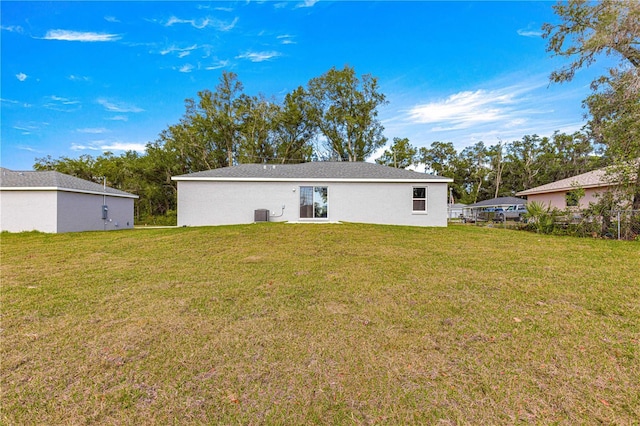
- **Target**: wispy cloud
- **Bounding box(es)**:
[104,16,120,23]
[102,142,146,152]
[205,59,230,70]
[43,29,121,42]
[17,145,40,153]
[1,25,24,33]
[381,76,586,153]
[1,98,32,108]
[179,64,194,73]
[295,0,319,8]
[107,115,129,122]
[13,121,47,135]
[278,34,296,45]
[68,74,91,82]
[16,73,27,82]
[71,141,146,152]
[406,84,544,130]
[77,127,108,134]
[517,28,542,38]
[97,99,144,113]
[164,16,238,31]
[43,95,81,112]
[236,51,281,62]
[160,44,198,57]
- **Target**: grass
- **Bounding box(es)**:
[1,223,639,424]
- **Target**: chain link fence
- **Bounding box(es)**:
[611,210,640,241]
[460,209,640,241]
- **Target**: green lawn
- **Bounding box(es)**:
[1,223,639,424]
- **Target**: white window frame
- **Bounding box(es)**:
[412,186,428,214]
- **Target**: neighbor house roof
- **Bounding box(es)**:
[0,168,138,198]
[516,168,613,196]
[466,197,526,208]
[172,162,453,183]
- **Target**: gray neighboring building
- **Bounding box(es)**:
[0,168,138,233]
[172,162,453,227]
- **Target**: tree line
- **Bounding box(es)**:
[376,133,605,205]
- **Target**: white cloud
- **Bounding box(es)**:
[205,59,230,70]
[43,29,121,42]
[517,28,543,38]
[104,16,120,23]
[16,73,27,82]
[278,35,296,45]
[68,74,91,82]
[17,145,40,153]
[77,127,108,134]
[1,98,32,108]
[407,88,521,128]
[382,75,588,153]
[43,95,81,112]
[165,16,238,31]
[179,64,194,73]
[160,44,198,57]
[1,25,24,33]
[71,141,146,152]
[107,115,129,122]
[97,99,144,113]
[102,142,146,152]
[236,51,281,62]
[295,0,319,8]
[49,95,80,105]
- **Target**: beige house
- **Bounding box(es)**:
[0,168,137,233]
[516,168,614,210]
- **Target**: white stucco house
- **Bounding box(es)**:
[0,168,138,233]
[172,162,453,227]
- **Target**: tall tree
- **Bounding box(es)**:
[543,0,640,208]
[271,86,316,164]
[307,65,388,161]
[418,141,458,176]
[376,137,417,168]
[237,94,278,164]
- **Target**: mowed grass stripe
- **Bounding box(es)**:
[1,223,638,424]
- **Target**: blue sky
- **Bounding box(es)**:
[1,1,605,170]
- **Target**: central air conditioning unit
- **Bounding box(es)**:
[254,209,269,222]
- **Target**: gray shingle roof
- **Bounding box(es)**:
[467,197,526,208]
[172,162,452,181]
[516,168,613,196]
[0,168,138,198]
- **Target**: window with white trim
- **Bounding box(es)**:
[413,187,427,212]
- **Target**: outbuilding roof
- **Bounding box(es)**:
[516,168,613,196]
[0,168,138,198]
[172,162,453,182]
[466,197,526,208]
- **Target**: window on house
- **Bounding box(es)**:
[413,187,427,211]
[566,191,580,207]
[300,186,328,218]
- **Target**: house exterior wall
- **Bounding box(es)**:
[56,191,135,233]
[0,190,58,233]
[525,187,604,210]
[177,180,449,227]
[0,190,135,233]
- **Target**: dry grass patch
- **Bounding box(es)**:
[1,223,639,424]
